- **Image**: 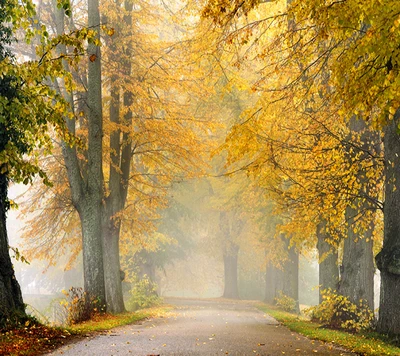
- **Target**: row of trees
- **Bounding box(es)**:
[3,0,400,341]
[6,0,229,316]
[40,0,218,313]
[202,0,400,335]
[0,0,217,319]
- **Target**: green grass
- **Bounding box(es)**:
[67,305,173,333]
[257,303,400,356]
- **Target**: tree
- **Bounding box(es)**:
[376,113,400,334]
[203,0,400,334]
[52,0,107,310]
[202,0,383,312]
[0,0,26,323]
[263,0,399,335]
[219,210,242,299]
[0,0,88,324]
[19,0,218,313]
[338,118,380,311]
[209,172,267,300]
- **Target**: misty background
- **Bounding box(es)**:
[7,180,330,324]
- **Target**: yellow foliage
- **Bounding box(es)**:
[202,0,385,257]
[305,289,375,332]
[275,291,297,313]
[18,0,223,269]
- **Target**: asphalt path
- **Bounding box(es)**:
[48,298,356,356]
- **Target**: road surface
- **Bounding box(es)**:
[48,298,355,355]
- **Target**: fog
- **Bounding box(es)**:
[7,176,328,325]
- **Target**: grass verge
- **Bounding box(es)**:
[68,305,173,333]
[257,303,400,356]
[0,305,172,356]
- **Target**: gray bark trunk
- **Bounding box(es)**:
[282,242,300,313]
[376,112,400,335]
[86,0,103,219]
[220,211,242,299]
[339,207,374,310]
[79,203,105,305]
[339,117,377,310]
[55,0,106,306]
[265,237,299,311]
[82,0,106,306]
[101,0,133,313]
[0,174,25,324]
[141,260,156,283]
[102,210,125,313]
[102,77,125,313]
[265,260,283,304]
[316,220,339,303]
[222,242,240,299]
[135,250,157,283]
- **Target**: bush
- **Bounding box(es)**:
[60,287,104,325]
[305,289,374,332]
[126,275,161,311]
[275,291,298,312]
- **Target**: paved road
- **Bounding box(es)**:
[48,298,355,356]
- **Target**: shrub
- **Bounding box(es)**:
[305,289,374,332]
[274,291,298,312]
[126,275,161,311]
[60,287,104,325]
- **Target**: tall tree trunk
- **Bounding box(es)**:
[376,112,400,335]
[135,250,157,283]
[101,0,133,313]
[282,243,299,313]
[102,75,125,313]
[55,0,106,307]
[102,211,125,313]
[79,0,106,306]
[79,203,105,305]
[339,207,374,310]
[222,242,240,299]
[339,117,377,310]
[316,220,339,303]
[264,242,299,312]
[219,210,242,299]
[264,260,283,304]
[0,174,25,324]
[142,260,156,283]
